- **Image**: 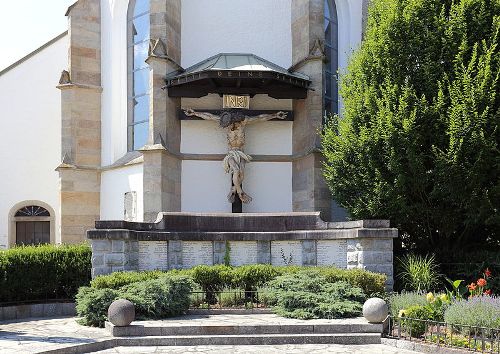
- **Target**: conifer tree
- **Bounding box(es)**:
[322,0,500,252]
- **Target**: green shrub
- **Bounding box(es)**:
[232,264,279,291]
[91,265,386,297]
[388,292,427,316]
[75,287,119,327]
[76,274,193,327]
[191,265,233,292]
[0,243,91,303]
[267,271,366,319]
[401,305,433,337]
[120,275,193,319]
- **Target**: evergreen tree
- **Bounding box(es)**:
[322,0,500,252]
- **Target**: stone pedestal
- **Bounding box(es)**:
[88,213,397,289]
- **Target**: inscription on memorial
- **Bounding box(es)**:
[138,241,168,271]
[316,240,348,268]
[182,241,213,268]
[229,241,258,266]
[271,241,302,266]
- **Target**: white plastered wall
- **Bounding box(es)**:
[0,35,67,248]
[181,1,293,213]
[100,164,144,221]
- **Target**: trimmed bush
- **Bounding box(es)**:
[190,265,234,292]
[0,243,91,303]
[76,274,193,327]
[266,271,366,319]
[90,265,387,297]
[232,264,280,291]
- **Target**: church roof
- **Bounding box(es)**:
[165,53,311,99]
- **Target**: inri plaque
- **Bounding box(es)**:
[223,95,250,109]
[138,241,168,271]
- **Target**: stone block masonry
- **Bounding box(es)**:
[88,212,397,289]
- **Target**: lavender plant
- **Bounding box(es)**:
[444,296,500,330]
[388,292,427,316]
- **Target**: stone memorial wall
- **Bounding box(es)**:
[88,212,398,289]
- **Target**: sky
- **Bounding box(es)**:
[0,0,75,71]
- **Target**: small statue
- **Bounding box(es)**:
[183,108,287,204]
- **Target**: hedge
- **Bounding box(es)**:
[0,243,92,303]
[91,265,387,296]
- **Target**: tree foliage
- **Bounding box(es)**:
[322,0,500,253]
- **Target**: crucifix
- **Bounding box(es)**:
[183,105,288,212]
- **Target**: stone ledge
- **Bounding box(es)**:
[93,212,392,233]
[87,228,398,241]
[0,302,75,321]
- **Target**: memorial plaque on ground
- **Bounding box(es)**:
[316,240,348,268]
[229,241,258,266]
[271,241,302,266]
[138,241,168,271]
[182,241,213,268]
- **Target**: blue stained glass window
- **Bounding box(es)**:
[323,0,339,123]
[128,0,150,151]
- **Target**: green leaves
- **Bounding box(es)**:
[322,0,500,252]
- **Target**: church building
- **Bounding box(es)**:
[0,0,367,248]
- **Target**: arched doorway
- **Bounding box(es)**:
[8,201,55,247]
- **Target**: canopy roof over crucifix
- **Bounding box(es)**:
[165,53,311,99]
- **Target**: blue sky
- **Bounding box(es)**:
[0,0,75,71]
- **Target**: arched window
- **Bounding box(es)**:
[324,0,339,122]
[13,205,51,245]
[127,0,150,151]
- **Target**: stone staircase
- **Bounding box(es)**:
[104,314,383,347]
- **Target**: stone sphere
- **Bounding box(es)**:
[108,299,135,326]
[362,297,388,323]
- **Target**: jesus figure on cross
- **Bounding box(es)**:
[183,108,288,204]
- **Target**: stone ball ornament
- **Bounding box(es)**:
[362,297,388,323]
[108,299,135,326]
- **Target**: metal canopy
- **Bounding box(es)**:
[165,53,311,99]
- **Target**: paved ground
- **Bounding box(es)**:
[121,313,378,326]
[94,344,416,353]
[0,317,111,354]
[0,316,416,354]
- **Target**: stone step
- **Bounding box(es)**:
[106,321,383,337]
[115,333,382,346]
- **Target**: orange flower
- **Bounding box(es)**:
[467,282,477,291]
[484,268,492,278]
[484,289,492,296]
[477,278,487,287]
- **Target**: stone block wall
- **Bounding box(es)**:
[88,215,397,289]
[57,0,102,244]
[91,239,139,277]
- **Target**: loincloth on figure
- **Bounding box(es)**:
[222,149,252,174]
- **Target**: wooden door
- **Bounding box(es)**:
[16,221,50,245]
